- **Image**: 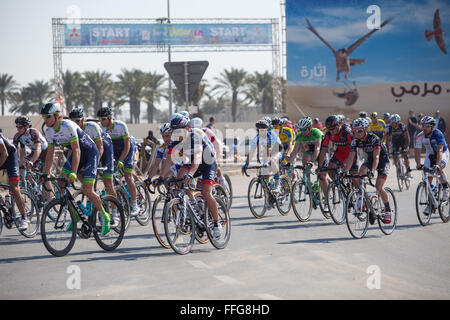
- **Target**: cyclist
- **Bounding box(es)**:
[272,117,294,158]
[368,112,387,141]
[243,119,282,192]
[13,116,48,169]
[288,116,323,167]
[69,107,119,226]
[170,113,222,238]
[40,101,112,234]
[147,123,173,180]
[317,115,359,195]
[0,132,28,231]
[415,116,449,202]
[343,118,392,224]
[385,114,411,177]
[97,106,140,217]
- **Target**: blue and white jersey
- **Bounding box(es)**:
[82,121,107,142]
[102,120,131,154]
[415,129,448,156]
[250,130,281,149]
[46,119,96,152]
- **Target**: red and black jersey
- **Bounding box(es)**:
[322,124,353,163]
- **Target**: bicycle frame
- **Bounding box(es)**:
[420,169,441,208]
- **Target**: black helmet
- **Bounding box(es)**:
[256,119,269,129]
[69,107,84,119]
[97,106,113,117]
[40,101,61,115]
[271,117,282,126]
[15,116,32,127]
[325,115,338,129]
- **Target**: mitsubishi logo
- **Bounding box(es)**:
[70,28,79,38]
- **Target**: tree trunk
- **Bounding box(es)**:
[231,91,238,122]
[147,103,154,123]
[1,100,4,116]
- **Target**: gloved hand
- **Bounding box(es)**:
[68,171,77,184]
[116,160,124,169]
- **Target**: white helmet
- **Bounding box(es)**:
[190,117,203,128]
[179,110,190,119]
[160,123,172,133]
[298,116,312,130]
[390,114,401,123]
[352,118,369,129]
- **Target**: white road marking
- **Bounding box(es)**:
[214,275,244,285]
[188,260,211,269]
[255,293,282,300]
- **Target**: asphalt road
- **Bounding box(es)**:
[1,167,449,300]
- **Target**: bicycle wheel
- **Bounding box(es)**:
[416,182,432,226]
[114,186,131,231]
[248,177,267,218]
[40,198,77,257]
[326,181,346,225]
[135,181,151,226]
[92,195,126,251]
[318,179,331,219]
[345,190,369,239]
[438,185,450,223]
[291,179,312,222]
[213,183,230,212]
[276,176,291,216]
[17,189,40,238]
[0,212,3,236]
[396,162,404,192]
[378,187,398,235]
[164,197,195,255]
[193,193,209,244]
[222,173,233,208]
[151,195,171,249]
[205,196,230,249]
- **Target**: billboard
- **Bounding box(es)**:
[285,0,450,140]
[63,23,272,47]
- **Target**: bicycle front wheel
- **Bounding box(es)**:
[345,190,369,239]
[135,181,151,226]
[276,176,292,216]
[164,197,195,255]
[327,181,346,225]
[438,185,450,223]
[18,189,40,238]
[205,196,230,250]
[151,194,171,249]
[115,186,131,230]
[318,178,331,219]
[222,173,233,208]
[291,180,312,222]
[248,177,267,218]
[41,199,77,257]
[92,195,126,251]
[396,163,404,192]
[416,182,432,226]
[378,187,398,235]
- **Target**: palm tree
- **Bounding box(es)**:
[0,73,19,116]
[9,87,33,114]
[143,71,166,123]
[116,69,147,124]
[26,80,53,114]
[245,71,274,114]
[62,70,87,111]
[83,70,113,117]
[213,68,248,122]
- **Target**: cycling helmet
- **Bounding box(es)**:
[69,107,84,119]
[40,101,61,115]
[160,123,172,133]
[262,116,272,124]
[352,118,369,129]
[190,117,203,128]
[170,113,190,129]
[97,106,113,117]
[179,110,190,119]
[390,114,401,123]
[15,116,32,127]
[298,116,312,130]
[325,115,338,129]
[370,112,378,118]
[420,116,436,126]
[383,112,390,119]
[255,119,269,129]
[359,111,367,118]
[271,117,282,126]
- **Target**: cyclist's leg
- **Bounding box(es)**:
[198,162,219,223]
[123,141,138,211]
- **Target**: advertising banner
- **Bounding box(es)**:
[63,23,272,47]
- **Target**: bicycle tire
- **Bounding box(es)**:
[222,173,233,208]
[213,183,230,212]
[396,163,404,192]
[438,185,450,223]
[135,181,151,226]
[248,177,267,219]
[17,189,40,238]
[345,190,369,239]
[0,212,3,237]
[151,194,171,249]
[276,176,291,216]
[326,181,346,225]
[164,197,196,255]
[318,178,331,219]
[114,186,131,231]
[193,193,209,244]
[92,195,126,251]
[205,196,230,250]
[378,187,398,235]
[41,198,77,257]
[291,179,312,222]
[416,182,432,226]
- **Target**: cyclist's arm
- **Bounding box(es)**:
[94,138,104,159]
[18,145,26,164]
[404,130,410,149]
[436,145,444,169]
[70,140,81,174]
[0,143,8,168]
[371,147,381,173]
[43,144,55,174]
[317,145,328,168]
[30,143,42,164]
[159,154,173,178]
[312,139,321,162]
[343,151,356,173]
[147,157,161,178]
[288,142,301,164]
[119,137,130,164]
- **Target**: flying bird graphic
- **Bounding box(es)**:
[305,17,393,81]
[425,9,447,54]
[333,81,359,106]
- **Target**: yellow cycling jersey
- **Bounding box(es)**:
[368,119,386,133]
[277,126,294,144]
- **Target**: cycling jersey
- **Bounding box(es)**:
[295,128,323,154]
[202,127,221,155]
[415,129,449,168]
[46,119,99,183]
[0,134,19,180]
[250,130,280,149]
[351,131,390,176]
[277,126,294,145]
[156,142,169,160]
[101,120,136,173]
[83,121,114,178]
[322,124,354,163]
[13,128,48,151]
[387,122,408,149]
[368,119,386,140]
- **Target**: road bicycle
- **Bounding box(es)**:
[162,177,230,255]
[40,175,126,257]
[415,167,450,225]
[391,151,411,192]
[0,183,39,238]
[289,163,329,222]
[243,164,291,218]
[325,166,354,225]
[344,174,398,239]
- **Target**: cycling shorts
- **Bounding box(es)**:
[100,135,114,178]
[62,147,99,183]
[0,150,20,181]
[425,149,449,169]
[182,162,218,186]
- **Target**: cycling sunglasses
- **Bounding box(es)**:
[353,128,365,134]
[42,114,52,119]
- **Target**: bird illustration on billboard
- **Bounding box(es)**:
[425,9,447,54]
[305,17,393,81]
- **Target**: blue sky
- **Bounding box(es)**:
[286,0,450,86]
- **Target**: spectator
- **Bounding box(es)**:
[145,130,159,146]
[435,110,446,133]
[206,116,216,130]
[311,117,323,131]
[407,110,418,153]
